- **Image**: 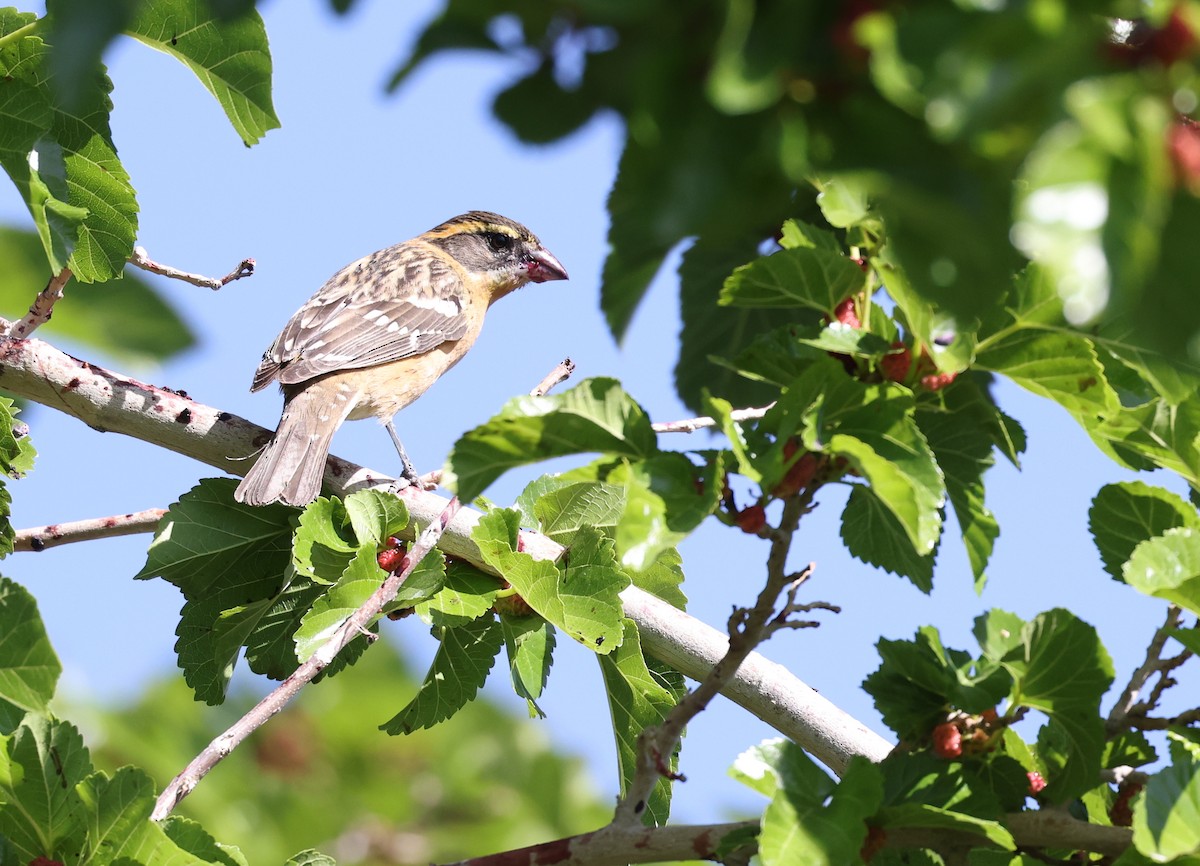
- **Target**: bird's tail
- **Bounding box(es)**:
[234,386,353,507]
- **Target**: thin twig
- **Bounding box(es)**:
[5,267,72,340]
[530,357,575,397]
[150,496,462,821]
[651,402,775,434]
[128,246,255,290]
[13,508,166,552]
[1122,707,1200,730]
[1107,605,1185,734]
[614,486,828,826]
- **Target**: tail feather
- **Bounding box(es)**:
[234,388,353,507]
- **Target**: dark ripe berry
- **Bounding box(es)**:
[920,371,958,391]
[931,722,963,759]
[736,504,768,534]
[1026,771,1047,796]
[832,297,862,329]
[981,707,998,722]
[879,342,913,382]
[1149,7,1197,65]
[1109,781,1142,826]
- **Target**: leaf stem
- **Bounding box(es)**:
[0,19,40,52]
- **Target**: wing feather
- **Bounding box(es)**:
[250,242,471,391]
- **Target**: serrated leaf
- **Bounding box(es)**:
[414,560,502,628]
[160,814,246,866]
[1090,483,1200,583]
[841,485,935,592]
[75,765,157,864]
[598,619,681,826]
[343,489,409,548]
[720,245,866,312]
[126,0,279,145]
[530,479,626,546]
[608,453,719,572]
[1132,749,1200,862]
[759,749,884,866]
[1122,527,1200,615]
[474,509,628,654]
[1104,731,1157,770]
[0,578,59,727]
[285,850,336,866]
[500,613,554,718]
[973,608,1026,663]
[447,378,657,502]
[291,497,356,585]
[1000,609,1114,803]
[0,714,92,862]
[380,617,504,735]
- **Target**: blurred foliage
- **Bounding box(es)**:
[76,645,610,866]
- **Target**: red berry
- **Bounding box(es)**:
[920,371,958,391]
[775,452,821,498]
[931,722,963,759]
[736,504,768,534]
[1170,118,1200,191]
[376,546,405,572]
[981,707,998,722]
[880,342,913,382]
[832,297,862,329]
[1026,771,1047,796]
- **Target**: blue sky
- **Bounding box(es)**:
[0,0,1187,831]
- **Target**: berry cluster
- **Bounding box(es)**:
[829,295,959,392]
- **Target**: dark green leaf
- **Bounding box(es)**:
[720,245,866,312]
[1090,482,1200,582]
[0,578,59,730]
[380,617,504,735]
[500,613,554,718]
[841,485,935,593]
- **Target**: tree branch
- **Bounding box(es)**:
[128,246,256,290]
[13,508,166,551]
[150,496,462,820]
[1107,604,1186,734]
[651,403,774,434]
[0,330,892,777]
[4,267,72,340]
[530,357,575,397]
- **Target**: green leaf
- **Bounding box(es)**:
[137,479,295,702]
[285,850,336,866]
[474,509,628,654]
[840,485,935,593]
[1090,482,1200,582]
[720,245,866,312]
[779,365,945,554]
[414,559,502,628]
[1104,731,1157,770]
[999,609,1114,803]
[675,223,791,415]
[759,751,884,866]
[492,63,596,144]
[876,803,1014,849]
[380,617,504,735]
[0,226,196,364]
[1122,527,1200,616]
[1132,747,1200,862]
[291,496,356,585]
[126,0,279,146]
[0,578,61,729]
[447,378,657,502]
[597,619,682,826]
[0,714,92,863]
[343,489,409,548]
[529,479,627,546]
[0,25,138,281]
[501,613,554,718]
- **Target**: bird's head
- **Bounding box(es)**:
[426,211,569,296]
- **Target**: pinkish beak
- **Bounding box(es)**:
[524,246,569,283]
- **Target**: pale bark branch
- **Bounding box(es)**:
[0,330,892,778]
[651,403,774,434]
[1107,604,1187,733]
[150,497,461,820]
[14,508,166,551]
[128,246,256,290]
[4,267,72,340]
[530,357,575,397]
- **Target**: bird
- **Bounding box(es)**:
[234,211,568,507]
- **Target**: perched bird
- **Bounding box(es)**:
[235,211,568,507]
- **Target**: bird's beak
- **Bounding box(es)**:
[525,246,569,283]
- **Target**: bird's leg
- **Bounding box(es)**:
[385,419,423,488]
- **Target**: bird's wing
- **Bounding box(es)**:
[251,244,472,391]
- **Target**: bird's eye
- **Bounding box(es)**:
[483,231,514,254]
